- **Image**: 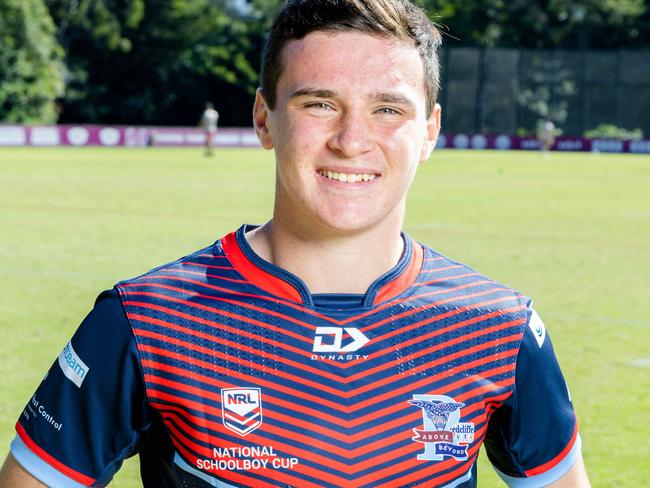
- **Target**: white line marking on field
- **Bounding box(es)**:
[629,358,650,368]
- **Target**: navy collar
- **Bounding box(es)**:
[220,224,423,308]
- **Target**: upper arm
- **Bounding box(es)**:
[484,308,585,486]
[0,453,47,488]
[8,289,149,487]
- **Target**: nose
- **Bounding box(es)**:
[327,110,375,158]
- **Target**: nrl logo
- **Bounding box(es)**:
[221,388,263,437]
[409,394,475,461]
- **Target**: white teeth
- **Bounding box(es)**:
[318,170,377,183]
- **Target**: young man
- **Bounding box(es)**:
[0,1,590,486]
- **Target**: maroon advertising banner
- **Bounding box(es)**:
[1,125,649,153]
[435,133,650,154]
[0,125,261,148]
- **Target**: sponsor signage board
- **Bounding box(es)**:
[2,125,648,152]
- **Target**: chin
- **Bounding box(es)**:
[317,213,384,235]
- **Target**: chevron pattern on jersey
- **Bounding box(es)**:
[117,231,528,488]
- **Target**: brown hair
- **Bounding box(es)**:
[260,0,442,117]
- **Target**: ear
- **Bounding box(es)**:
[253,88,274,150]
[419,103,442,162]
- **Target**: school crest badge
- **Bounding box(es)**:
[409,394,475,461]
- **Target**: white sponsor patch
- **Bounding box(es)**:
[57,341,89,387]
[528,309,546,348]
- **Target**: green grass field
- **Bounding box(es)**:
[1,147,648,486]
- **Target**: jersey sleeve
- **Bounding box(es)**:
[10,289,150,487]
[484,308,581,487]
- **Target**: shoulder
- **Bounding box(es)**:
[113,239,248,308]
[412,242,533,365]
[116,243,219,289]
[417,243,530,309]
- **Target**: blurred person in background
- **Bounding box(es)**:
[200,101,220,155]
[538,119,557,153]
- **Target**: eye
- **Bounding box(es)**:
[305,102,334,110]
[376,107,401,115]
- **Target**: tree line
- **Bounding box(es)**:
[1,0,648,126]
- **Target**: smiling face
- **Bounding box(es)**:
[254,30,441,239]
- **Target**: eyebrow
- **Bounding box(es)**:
[373,92,416,111]
[289,88,337,100]
[290,89,416,111]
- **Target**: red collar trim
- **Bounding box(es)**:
[372,240,423,305]
[220,231,304,303]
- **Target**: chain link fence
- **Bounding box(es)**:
[439,48,650,137]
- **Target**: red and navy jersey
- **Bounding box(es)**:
[12,225,581,487]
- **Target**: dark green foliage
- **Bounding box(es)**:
[47,0,263,126]
[421,0,647,49]
[0,0,64,123]
[584,124,644,139]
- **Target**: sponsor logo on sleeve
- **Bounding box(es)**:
[528,309,546,348]
[23,396,63,431]
[221,388,263,436]
[409,394,475,461]
[57,341,89,387]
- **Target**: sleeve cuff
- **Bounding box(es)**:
[10,434,90,488]
[493,434,582,488]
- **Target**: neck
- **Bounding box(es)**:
[246,218,405,295]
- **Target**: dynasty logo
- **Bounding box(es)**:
[409,394,475,461]
[311,327,370,361]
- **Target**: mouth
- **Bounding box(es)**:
[317,169,378,183]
